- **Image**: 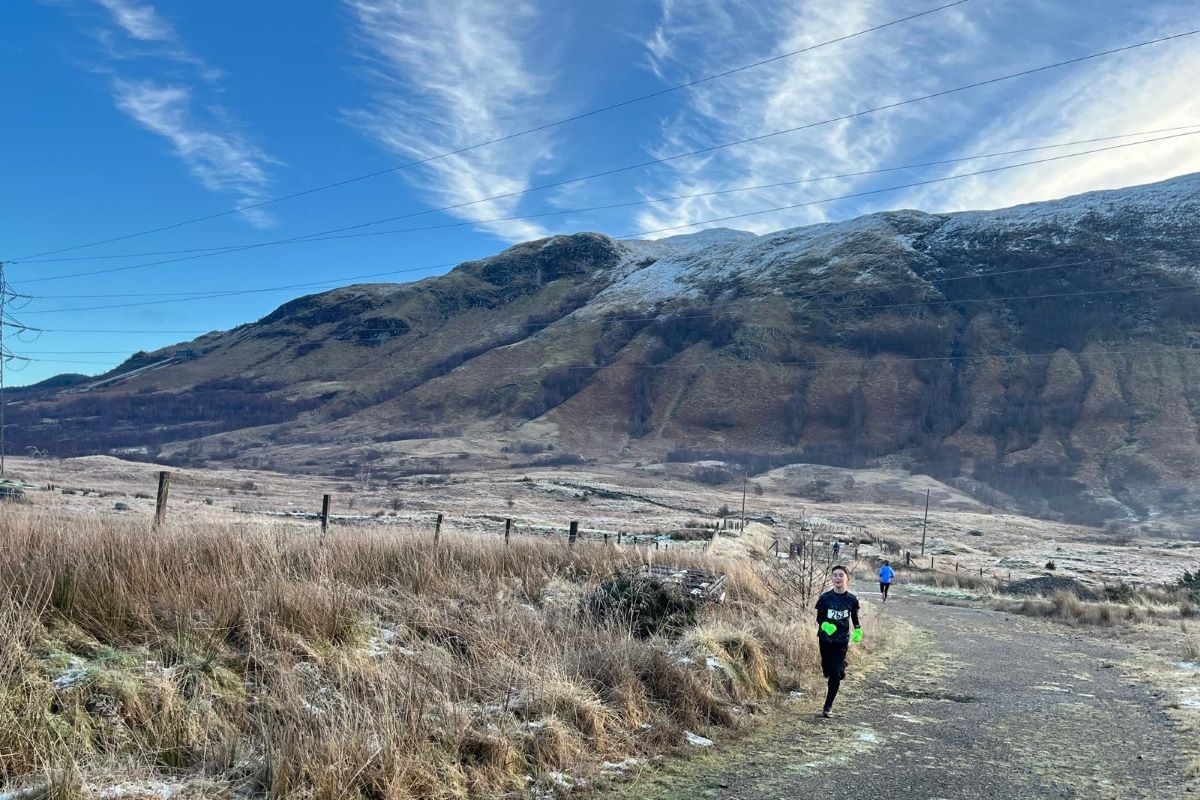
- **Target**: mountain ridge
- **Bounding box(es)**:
[10,172,1200,525]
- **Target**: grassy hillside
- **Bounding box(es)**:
[0,511,895,799]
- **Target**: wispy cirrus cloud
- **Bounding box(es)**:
[113,80,278,228]
[633,0,1200,237]
[65,0,277,225]
[899,7,1200,213]
[344,0,560,242]
[632,0,973,237]
[94,0,173,42]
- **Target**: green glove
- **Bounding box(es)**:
[820,621,837,636]
[850,628,863,644]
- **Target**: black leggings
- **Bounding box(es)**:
[824,676,842,709]
[880,582,891,598]
[819,640,848,709]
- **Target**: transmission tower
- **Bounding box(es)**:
[0,261,39,479]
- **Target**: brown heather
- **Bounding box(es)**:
[0,510,889,799]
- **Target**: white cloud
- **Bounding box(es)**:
[633,0,1200,237]
[632,0,964,237]
[113,80,277,227]
[66,1,277,224]
[95,0,174,42]
[900,25,1200,213]
[345,0,560,242]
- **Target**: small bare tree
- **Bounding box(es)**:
[763,526,863,610]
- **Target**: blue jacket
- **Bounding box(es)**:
[879,565,894,584]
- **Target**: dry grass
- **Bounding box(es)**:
[988,589,1193,628]
[0,510,890,798]
[905,570,1002,594]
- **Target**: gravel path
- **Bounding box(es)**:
[604,595,1193,799]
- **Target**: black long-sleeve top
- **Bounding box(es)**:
[815,589,861,644]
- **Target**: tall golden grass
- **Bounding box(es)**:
[0,510,888,798]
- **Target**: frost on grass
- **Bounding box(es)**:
[52,657,89,690]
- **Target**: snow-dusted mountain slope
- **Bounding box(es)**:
[10,172,1200,524]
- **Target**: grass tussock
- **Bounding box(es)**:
[0,510,889,798]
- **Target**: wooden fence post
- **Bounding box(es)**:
[321,494,332,537]
[568,521,578,546]
[153,471,171,530]
[931,556,935,570]
[617,531,623,545]
[906,551,911,567]
[504,518,512,545]
[434,513,443,543]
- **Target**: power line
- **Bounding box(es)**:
[9,358,117,365]
[30,262,464,299]
[14,129,1198,303]
[612,138,1200,240]
[315,275,1200,387]
[22,123,1200,267]
[13,277,1199,393]
[13,345,1200,373]
[282,129,1200,246]
[8,0,971,262]
[10,30,1198,284]
[312,344,1200,385]
[31,329,213,334]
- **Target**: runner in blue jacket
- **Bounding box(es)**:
[879,560,894,602]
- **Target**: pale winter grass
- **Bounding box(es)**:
[989,590,1195,627]
[0,510,891,798]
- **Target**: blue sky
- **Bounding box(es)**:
[3,0,1199,385]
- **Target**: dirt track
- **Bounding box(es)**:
[604,595,1194,800]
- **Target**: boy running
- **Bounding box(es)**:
[879,560,894,602]
[815,565,861,718]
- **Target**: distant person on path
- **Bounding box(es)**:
[816,565,861,718]
[879,560,894,602]
[832,539,842,559]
